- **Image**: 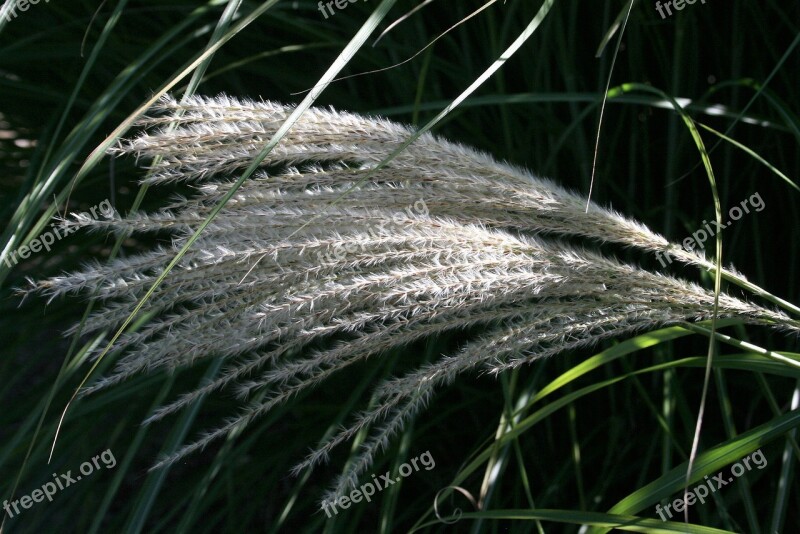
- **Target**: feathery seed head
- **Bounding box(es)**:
[28,94,799,502]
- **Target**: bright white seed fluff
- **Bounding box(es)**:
[28,94,798,503]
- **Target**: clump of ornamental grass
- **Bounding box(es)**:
[27,94,800,504]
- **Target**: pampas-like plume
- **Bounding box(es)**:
[29,94,798,503]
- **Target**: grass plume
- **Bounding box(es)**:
[27,94,799,503]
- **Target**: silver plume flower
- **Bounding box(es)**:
[28,94,798,503]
